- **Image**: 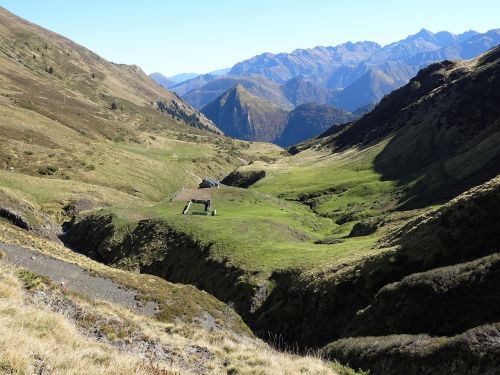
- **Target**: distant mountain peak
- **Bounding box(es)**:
[233,82,246,90]
[172,27,500,117]
[406,28,437,43]
[417,27,434,35]
[201,84,288,142]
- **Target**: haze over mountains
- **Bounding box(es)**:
[150,28,500,145]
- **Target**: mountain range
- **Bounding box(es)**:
[1,4,500,374]
[152,29,500,111]
[150,28,500,145]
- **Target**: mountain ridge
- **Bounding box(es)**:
[155,28,500,114]
[201,84,363,145]
[201,84,289,142]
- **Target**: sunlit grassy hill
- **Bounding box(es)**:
[0,6,285,218]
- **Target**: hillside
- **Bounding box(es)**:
[320,46,500,206]
[281,76,333,107]
[201,84,289,142]
[276,103,356,147]
[0,4,289,217]
[0,222,340,375]
[86,48,498,374]
[330,69,397,111]
[1,5,499,375]
[0,7,221,136]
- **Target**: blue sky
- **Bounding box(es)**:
[1,0,499,76]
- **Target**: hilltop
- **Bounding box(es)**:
[201,84,289,142]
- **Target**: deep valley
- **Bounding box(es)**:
[0,4,499,375]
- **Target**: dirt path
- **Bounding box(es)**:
[0,241,158,315]
[173,187,213,201]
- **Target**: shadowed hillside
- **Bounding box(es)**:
[276,103,356,147]
[201,84,289,142]
[320,46,500,206]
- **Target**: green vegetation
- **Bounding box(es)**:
[252,142,397,219]
[70,138,414,286]
[17,269,51,290]
[147,187,379,273]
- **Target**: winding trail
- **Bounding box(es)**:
[0,241,158,315]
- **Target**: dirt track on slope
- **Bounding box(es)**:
[0,241,158,315]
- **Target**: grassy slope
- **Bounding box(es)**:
[148,188,376,273]
[0,6,427,288]
[105,140,421,281]
[0,7,285,219]
[0,227,342,375]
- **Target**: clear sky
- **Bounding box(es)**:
[0,0,499,76]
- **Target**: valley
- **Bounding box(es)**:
[0,4,499,375]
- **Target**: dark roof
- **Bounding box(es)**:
[199,178,219,187]
[202,178,219,184]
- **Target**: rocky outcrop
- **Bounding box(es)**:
[0,190,61,241]
[0,207,31,230]
[348,218,383,237]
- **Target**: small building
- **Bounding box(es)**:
[199,178,220,189]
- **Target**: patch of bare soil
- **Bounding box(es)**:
[172,188,213,202]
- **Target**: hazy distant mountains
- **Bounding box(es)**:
[150,68,229,90]
[152,28,500,112]
[177,74,292,109]
[149,28,500,146]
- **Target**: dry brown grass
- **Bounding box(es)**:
[0,262,184,375]
[0,223,338,374]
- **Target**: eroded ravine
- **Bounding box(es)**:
[61,176,500,355]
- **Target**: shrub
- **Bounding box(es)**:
[17,269,50,290]
[38,165,58,175]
